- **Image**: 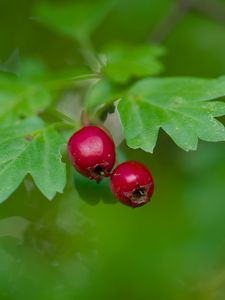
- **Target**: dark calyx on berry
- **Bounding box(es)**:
[89,162,110,183]
[125,183,153,208]
[67,126,116,183]
[110,161,154,208]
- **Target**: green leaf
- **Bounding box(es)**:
[0,80,51,125]
[18,58,49,80]
[36,1,115,43]
[118,76,225,152]
[73,171,116,205]
[102,44,164,83]
[0,118,66,203]
[0,59,52,125]
[85,79,119,114]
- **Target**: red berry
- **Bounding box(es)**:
[67,126,115,183]
[110,161,154,208]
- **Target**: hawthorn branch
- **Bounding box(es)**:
[193,0,225,25]
[149,0,225,43]
[149,0,193,43]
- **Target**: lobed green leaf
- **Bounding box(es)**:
[0,118,66,203]
[118,76,225,152]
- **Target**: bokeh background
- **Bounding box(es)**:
[1,0,225,299]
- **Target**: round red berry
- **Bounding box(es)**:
[110,161,154,208]
[67,126,115,183]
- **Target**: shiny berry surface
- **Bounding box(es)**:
[110,161,154,208]
[68,126,115,182]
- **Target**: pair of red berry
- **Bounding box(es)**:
[67,126,154,208]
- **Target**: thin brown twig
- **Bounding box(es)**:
[149,0,225,44]
[193,0,225,25]
[149,0,193,43]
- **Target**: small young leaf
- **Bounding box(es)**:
[85,79,119,114]
[118,76,225,152]
[0,118,66,203]
[102,44,164,83]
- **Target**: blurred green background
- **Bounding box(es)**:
[1,0,225,299]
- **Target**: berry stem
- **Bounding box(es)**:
[81,109,90,127]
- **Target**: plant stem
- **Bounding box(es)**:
[68,73,100,81]
[51,121,78,130]
[46,73,100,91]
[78,36,104,71]
[81,109,90,126]
[47,108,76,124]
